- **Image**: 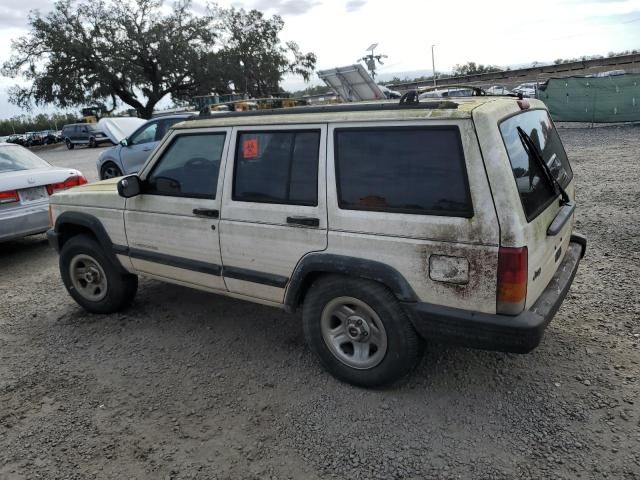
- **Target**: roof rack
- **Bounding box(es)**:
[195,99,460,119]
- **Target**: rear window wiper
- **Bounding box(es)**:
[517,127,570,206]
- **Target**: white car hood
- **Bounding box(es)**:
[97,117,146,144]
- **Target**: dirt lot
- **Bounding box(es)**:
[1,127,639,480]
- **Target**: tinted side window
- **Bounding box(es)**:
[233,130,320,206]
[145,133,225,199]
[334,127,472,217]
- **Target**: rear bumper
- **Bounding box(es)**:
[0,204,49,242]
[405,234,586,354]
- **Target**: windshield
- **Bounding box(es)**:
[500,109,573,221]
[0,145,51,173]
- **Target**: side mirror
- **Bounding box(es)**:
[117,175,142,198]
[120,138,128,147]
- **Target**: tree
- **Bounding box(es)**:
[3,0,217,118]
[202,8,317,98]
[0,113,78,136]
[452,62,502,76]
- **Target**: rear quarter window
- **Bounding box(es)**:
[334,126,472,217]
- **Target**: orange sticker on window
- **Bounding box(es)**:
[242,138,258,159]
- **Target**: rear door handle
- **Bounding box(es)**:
[287,216,319,227]
[193,208,219,218]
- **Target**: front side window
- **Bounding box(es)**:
[130,122,159,146]
[334,127,472,216]
[500,109,573,221]
[145,133,225,198]
[233,130,320,206]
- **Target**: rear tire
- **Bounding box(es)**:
[65,139,74,150]
[100,162,123,180]
[60,234,137,314]
[302,275,423,388]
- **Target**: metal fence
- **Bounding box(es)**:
[537,74,640,123]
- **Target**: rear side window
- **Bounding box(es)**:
[334,127,472,217]
[145,133,225,198]
[233,130,320,206]
[500,109,573,221]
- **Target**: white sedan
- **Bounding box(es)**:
[0,143,87,242]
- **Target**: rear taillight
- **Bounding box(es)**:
[47,174,88,195]
[0,190,19,204]
[497,246,528,315]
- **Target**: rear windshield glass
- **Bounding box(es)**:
[500,109,573,221]
[0,146,50,173]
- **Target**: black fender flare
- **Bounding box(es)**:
[53,211,128,274]
[284,253,418,310]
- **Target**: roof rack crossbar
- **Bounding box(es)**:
[197,101,459,119]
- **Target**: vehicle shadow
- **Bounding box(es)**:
[0,235,51,266]
[70,276,581,400]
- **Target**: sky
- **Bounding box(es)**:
[0,0,639,119]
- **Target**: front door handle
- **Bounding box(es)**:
[193,208,219,218]
[287,216,319,227]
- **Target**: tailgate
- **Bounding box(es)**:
[497,108,576,309]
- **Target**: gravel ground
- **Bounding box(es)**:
[1,126,639,479]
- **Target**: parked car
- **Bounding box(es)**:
[513,82,538,98]
[25,131,44,147]
[378,85,402,99]
[419,87,477,99]
[6,135,26,146]
[595,69,625,77]
[61,123,111,150]
[485,85,513,95]
[40,130,60,145]
[96,113,196,179]
[0,142,87,242]
[47,97,586,387]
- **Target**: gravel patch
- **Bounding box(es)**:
[1,126,639,479]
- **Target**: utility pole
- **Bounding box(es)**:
[431,44,437,87]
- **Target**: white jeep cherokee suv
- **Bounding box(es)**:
[47,97,586,387]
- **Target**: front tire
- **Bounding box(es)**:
[60,234,138,314]
[65,139,74,150]
[100,162,123,180]
[89,137,97,148]
[302,275,423,388]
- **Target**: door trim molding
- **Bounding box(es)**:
[115,245,222,276]
[114,244,289,288]
[223,265,288,288]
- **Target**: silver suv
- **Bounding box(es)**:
[96,113,196,179]
[47,97,586,387]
